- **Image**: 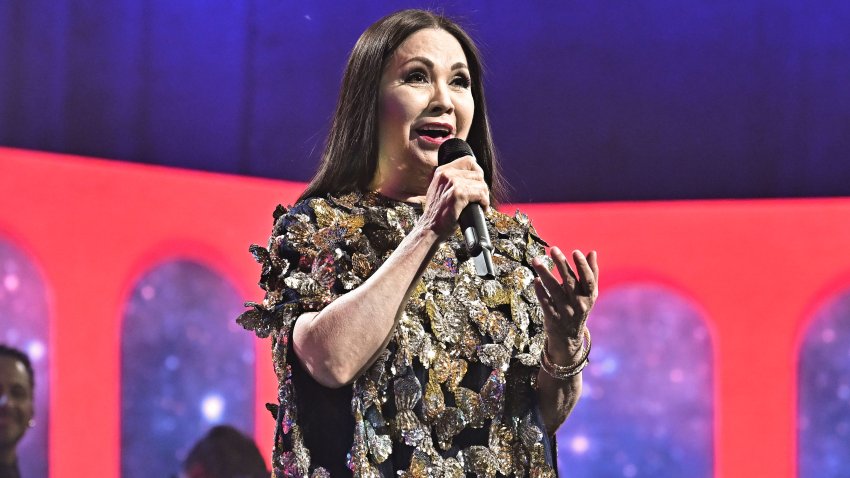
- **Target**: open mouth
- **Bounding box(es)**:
[415,124,454,144]
[416,128,452,139]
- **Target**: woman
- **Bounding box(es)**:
[239,9,599,477]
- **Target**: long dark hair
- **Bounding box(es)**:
[298,9,505,204]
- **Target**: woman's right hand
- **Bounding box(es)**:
[419,155,490,240]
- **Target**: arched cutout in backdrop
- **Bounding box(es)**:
[0,236,50,477]
[798,284,850,478]
[557,283,713,477]
[120,259,253,478]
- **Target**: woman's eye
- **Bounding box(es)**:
[452,75,471,89]
[405,71,428,83]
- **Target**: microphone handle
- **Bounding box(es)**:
[436,137,495,279]
[460,203,495,279]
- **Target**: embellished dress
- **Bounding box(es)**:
[238,191,559,477]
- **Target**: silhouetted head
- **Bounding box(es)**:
[180,425,268,478]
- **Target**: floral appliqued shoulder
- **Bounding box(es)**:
[238,191,559,478]
[237,192,387,339]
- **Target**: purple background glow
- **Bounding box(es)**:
[798,288,850,477]
[0,237,49,478]
[2,1,849,202]
[120,260,254,478]
[556,284,714,477]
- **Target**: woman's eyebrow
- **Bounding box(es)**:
[401,56,468,71]
[401,56,434,68]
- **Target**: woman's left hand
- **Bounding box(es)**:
[531,247,599,363]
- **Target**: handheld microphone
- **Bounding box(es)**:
[437,138,495,279]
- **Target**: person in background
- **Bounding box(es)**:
[0,345,35,478]
[179,425,269,478]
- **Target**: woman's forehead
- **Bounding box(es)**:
[389,29,468,68]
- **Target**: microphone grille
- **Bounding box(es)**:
[438,138,474,166]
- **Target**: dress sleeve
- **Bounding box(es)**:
[487,208,552,370]
[237,197,367,339]
[237,196,378,476]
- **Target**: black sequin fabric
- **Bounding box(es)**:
[239,191,557,477]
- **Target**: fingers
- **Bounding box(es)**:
[550,247,577,291]
[439,180,489,211]
[449,170,490,208]
[534,248,598,300]
[588,250,600,298]
[531,256,569,312]
[573,250,599,298]
[533,277,557,318]
[422,157,491,237]
[438,155,481,173]
[432,159,490,210]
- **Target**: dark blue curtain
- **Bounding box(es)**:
[2,0,849,202]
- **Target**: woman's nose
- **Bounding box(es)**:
[429,81,454,114]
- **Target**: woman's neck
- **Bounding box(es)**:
[368,164,429,206]
[372,186,426,205]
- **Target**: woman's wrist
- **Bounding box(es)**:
[410,219,443,249]
[544,331,584,364]
[540,327,591,380]
[414,210,453,244]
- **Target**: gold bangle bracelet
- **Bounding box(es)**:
[540,327,591,380]
[541,355,588,380]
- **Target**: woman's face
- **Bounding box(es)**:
[374,28,474,195]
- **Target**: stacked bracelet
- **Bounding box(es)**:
[540,327,591,380]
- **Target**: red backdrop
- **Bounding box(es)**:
[3,146,849,477]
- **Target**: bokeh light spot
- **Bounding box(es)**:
[4,273,20,292]
[201,394,225,423]
[26,340,46,362]
[570,435,590,454]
